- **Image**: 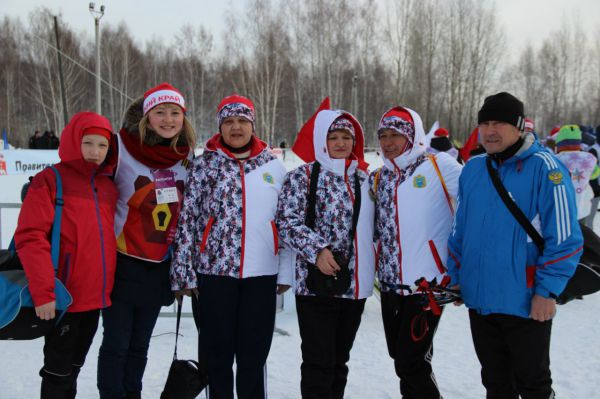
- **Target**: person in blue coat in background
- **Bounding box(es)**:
[447,92,582,399]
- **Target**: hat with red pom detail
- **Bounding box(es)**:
[434,127,449,137]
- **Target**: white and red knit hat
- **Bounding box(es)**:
[328,117,355,137]
[524,118,535,133]
[216,94,256,128]
[377,108,415,143]
[143,82,186,115]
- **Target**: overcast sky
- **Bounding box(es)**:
[3,0,599,57]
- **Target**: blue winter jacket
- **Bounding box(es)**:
[447,136,583,318]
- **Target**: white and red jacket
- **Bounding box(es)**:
[369,107,462,294]
[170,134,289,290]
[276,109,376,299]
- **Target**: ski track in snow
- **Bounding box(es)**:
[1,152,599,398]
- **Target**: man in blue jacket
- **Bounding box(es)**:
[447,92,583,399]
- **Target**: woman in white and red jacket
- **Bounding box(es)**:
[276,99,375,398]
[170,94,289,399]
[370,106,462,398]
[15,112,118,398]
[97,82,196,399]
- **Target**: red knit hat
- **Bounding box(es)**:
[83,127,112,142]
[434,127,449,137]
[143,82,186,115]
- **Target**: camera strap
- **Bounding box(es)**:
[305,161,361,258]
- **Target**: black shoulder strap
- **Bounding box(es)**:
[172,297,183,361]
[486,156,545,251]
[304,162,361,251]
[305,162,321,230]
[349,172,361,245]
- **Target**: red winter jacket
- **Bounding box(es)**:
[15,112,118,312]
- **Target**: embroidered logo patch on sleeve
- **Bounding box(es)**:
[548,170,563,185]
[413,174,426,188]
[263,172,275,184]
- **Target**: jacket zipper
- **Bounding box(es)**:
[391,160,403,293]
[238,160,247,278]
[91,172,108,308]
[344,170,360,299]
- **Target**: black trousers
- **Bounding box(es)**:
[198,274,277,399]
[97,254,172,399]
[296,295,366,399]
[381,292,442,399]
[469,310,554,399]
[97,297,162,399]
[40,309,100,399]
[190,290,208,378]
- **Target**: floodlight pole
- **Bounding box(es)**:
[89,3,105,114]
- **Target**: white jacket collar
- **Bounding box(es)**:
[314,110,359,177]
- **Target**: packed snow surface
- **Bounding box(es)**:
[1,150,599,398]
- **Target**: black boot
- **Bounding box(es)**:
[40,372,72,399]
[65,365,82,399]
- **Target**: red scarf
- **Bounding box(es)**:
[119,128,190,169]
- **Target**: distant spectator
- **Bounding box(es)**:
[524,118,535,134]
[47,130,60,149]
[555,125,598,221]
[580,125,596,150]
[28,130,41,149]
[428,127,462,164]
[279,139,287,160]
[36,130,51,149]
[36,130,60,149]
[586,127,600,228]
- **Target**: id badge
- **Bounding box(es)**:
[152,170,178,204]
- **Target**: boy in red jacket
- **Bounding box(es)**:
[15,112,118,398]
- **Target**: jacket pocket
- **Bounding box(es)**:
[270,220,279,256]
[199,217,215,253]
[428,240,446,273]
[526,265,536,288]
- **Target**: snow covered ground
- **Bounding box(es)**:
[2,291,599,398]
[1,150,600,398]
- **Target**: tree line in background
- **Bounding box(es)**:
[1,0,599,148]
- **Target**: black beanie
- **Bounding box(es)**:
[477,92,525,130]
